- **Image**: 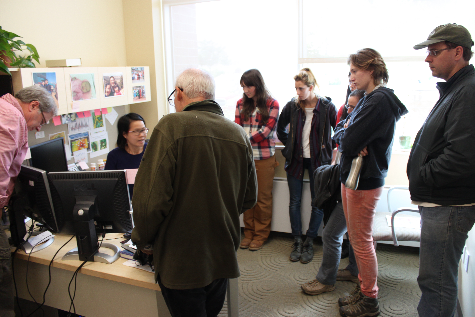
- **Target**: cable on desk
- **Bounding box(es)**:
[67,234,105,314]
[25,234,75,317]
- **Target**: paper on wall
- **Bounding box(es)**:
[89,131,109,158]
[73,148,88,164]
[105,107,118,126]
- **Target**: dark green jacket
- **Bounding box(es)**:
[131,100,257,289]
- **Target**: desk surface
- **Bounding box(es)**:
[12,232,160,291]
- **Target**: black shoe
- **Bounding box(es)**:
[300,237,314,264]
[338,284,362,307]
[339,294,380,317]
[289,236,302,262]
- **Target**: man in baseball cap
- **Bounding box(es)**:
[407,23,475,317]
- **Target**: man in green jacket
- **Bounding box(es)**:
[132,68,257,316]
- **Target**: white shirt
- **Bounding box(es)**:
[302,108,314,158]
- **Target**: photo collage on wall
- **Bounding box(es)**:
[131,67,146,102]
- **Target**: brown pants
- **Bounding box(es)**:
[243,155,278,241]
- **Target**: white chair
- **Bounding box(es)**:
[372,186,421,246]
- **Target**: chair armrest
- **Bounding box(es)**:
[391,207,420,246]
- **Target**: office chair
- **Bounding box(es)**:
[372,186,421,247]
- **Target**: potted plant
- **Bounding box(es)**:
[0,26,40,75]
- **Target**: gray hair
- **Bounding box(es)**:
[175,68,215,100]
[15,85,58,116]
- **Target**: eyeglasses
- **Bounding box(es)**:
[426,47,451,57]
[128,128,149,135]
[167,87,183,108]
[39,110,47,126]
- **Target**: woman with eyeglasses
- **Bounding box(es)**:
[333,48,408,316]
[235,69,279,251]
[105,113,148,197]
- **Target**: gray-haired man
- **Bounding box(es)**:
[132,68,257,316]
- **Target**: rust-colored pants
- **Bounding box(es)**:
[341,184,382,298]
[243,155,278,242]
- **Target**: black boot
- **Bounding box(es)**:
[289,236,302,262]
[300,237,314,264]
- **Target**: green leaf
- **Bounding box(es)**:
[0,63,12,75]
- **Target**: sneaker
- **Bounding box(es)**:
[300,237,314,264]
[339,294,380,317]
[301,279,335,295]
[336,269,359,283]
[289,237,303,262]
[338,284,362,307]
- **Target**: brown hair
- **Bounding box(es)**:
[240,69,271,124]
[348,48,389,86]
[445,41,473,61]
[294,68,319,109]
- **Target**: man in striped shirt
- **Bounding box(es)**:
[0,86,57,317]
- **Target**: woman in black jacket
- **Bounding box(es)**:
[277,68,337,264]
[333,48,408,317]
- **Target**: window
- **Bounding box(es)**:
[164,0,298,119]
[164,0,475,151]
[300,0,475,150]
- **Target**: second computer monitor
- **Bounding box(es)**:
[29,138,68,172]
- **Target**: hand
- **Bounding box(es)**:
[344,121,349,128]
[359,146,368,157]
[141,248,153,255]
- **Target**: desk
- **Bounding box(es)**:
[12,233,238,317]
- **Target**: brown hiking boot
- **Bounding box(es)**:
[339,294,380,317]
[338,284,362,307]
[301,279,335,295]
[336,269,359,283]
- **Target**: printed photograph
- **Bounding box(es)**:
[92,112,104,129]
[32,72,59,108]
[70,73,96,101]
[131,67,145,83]
[69,132,90,154]
[133,86,146,102]
[103,72,124,97]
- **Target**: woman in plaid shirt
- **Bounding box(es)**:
[235,69,279,251]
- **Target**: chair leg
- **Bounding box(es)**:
[373,240,378,250]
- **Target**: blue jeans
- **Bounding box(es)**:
[287,158,324,239]
[418,205,475,317]
[317,202,358,285]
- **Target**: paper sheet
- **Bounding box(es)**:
[123,260,154,273]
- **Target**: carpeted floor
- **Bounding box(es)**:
[219,233,420,317]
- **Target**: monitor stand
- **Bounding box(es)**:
[62,242,120,264]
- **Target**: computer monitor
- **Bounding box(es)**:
[29,138,68,172]
[9,165,62,250]
[48,170,132,263]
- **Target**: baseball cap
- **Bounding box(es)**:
[414,23,474,50]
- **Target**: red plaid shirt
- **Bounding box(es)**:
[235,98,279,160]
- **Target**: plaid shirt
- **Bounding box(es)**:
[235,98,279,160]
